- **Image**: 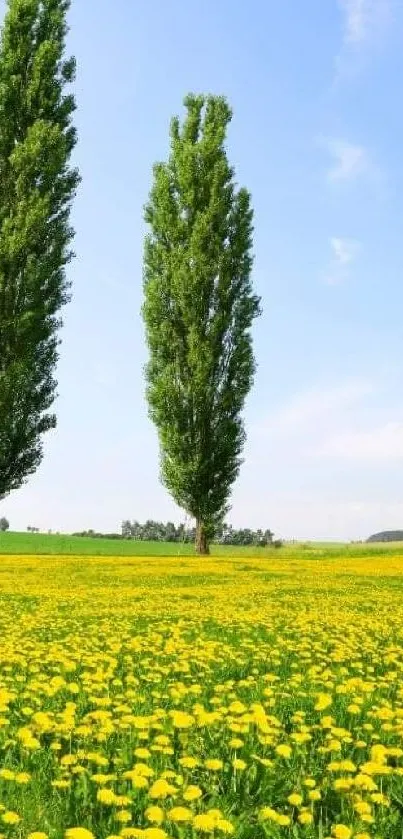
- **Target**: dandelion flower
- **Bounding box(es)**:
[167,806,193,823]
[204,758,223,771]
[288,793,303,807]
[2,812,20,825]
[145,806,165,825]
[183,784,203,801]
[275,744,292,759]
[65,830,94,839]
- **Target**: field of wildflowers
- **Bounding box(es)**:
[0,553,402,839]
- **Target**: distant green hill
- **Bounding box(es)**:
[367,530,403,543]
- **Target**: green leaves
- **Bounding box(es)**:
[0,0,79,499]
[143,94,261,552]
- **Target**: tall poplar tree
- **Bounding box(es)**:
[143,94,261,554]
[0,0,79,500]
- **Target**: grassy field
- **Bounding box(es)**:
[0,551,402,837]
[1,529,403,557]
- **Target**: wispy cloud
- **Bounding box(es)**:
[319,136,384,191]
[339,0,391,45]
[313,421,403,459]
[336,0,393,79]
[330,237,358,265]
[322,138,370,182]
[325,236,360,285]
[256,379,374,438]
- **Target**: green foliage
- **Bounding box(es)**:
[122,519,274,546]
[143,94,261,552]
[0,0,79,499]
[367,530,403,542]
[0,515,9,531]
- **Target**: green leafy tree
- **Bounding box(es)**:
[143,94,261,555]
[0,516,9,531]
[0,0,79,500]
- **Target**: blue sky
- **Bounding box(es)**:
[2,0,403,540]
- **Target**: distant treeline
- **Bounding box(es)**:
[367,530,403,543]
[72,522,279,547]
[121,520,278,547]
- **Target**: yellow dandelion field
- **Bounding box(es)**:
[0,553,402,839]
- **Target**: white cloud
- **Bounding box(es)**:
[330,237,359,265]
[256,379,374,437]
[313,422,403,459]
[319,137,383,192]
[325,236,360,285]
[231,374,403,539]
[323,138,369,182]
[339,0,391,45]
[335,0,393,80]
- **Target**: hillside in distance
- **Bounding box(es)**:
[367,530,403,543]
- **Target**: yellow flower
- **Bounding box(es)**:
[229,738,244,749]
[28,834,48,839]
[204,758,223,771]
[259,807,277,822]
[371,792,389,805]
[275,744,292,758]
[339,760,356,772]
[132,774,149,789]
[145,806,165,825]
[354,801,371,815]
[133,763,154,777]
[115,810,132,823]
[169,711,194,729]
[134,747,151,759]
[115,795,131,807]
[2,812,20,825]
[287,793,303,807]
[167,806,193,823]
[333,778,353,792]
[315,693,332,711]
[61,754,78,767]
[353,774,377,791]
[193,813,218,832]
[143,830,168,839]
[332,826,352,839]
[298,812,313,825]
[360,814,374,824]
[149,779,176,799]
[232,758,246,770]
[0,769,14,781]
[216,820,234,834]
[97,788,117,805]
[65,830,94,839]
[183,784,203,801]
[277,814,291,826]
[179,756,198,769]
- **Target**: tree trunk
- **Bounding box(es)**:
[195,520,210,555]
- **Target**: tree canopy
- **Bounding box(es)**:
[143,94,261,554]
[0,0,79,500]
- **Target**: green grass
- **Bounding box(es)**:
[1,530,403,558]
[0,531,194,556]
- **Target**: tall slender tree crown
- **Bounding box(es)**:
[0,0,79,499]
[143,94,261,553]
